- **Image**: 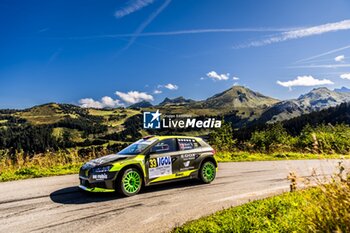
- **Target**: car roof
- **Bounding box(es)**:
[143,135,202,141]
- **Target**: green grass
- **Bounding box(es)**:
[173,189,319,233]
[215,151,350,162]
[0,163,82,182]
[174,174,350,233]
[15,103,69,124]
[88,108,140,127]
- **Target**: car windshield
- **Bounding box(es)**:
[117,139,156,155]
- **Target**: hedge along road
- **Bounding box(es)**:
[0,160,348,233]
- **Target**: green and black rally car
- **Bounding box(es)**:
[79,135,217,196]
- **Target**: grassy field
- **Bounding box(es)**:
[173,179,350,233]
[0,163,82,182]
[88,108,140,127]
[173,189,312,233]
[0,150,90,182]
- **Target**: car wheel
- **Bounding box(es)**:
[199,161,216,183]
[117,168,142,197]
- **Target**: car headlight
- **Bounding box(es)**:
[91,165,112,173]
[82,162,93,170]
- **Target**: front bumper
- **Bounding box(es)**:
[79,169,119,192]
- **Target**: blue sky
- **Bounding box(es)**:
[1,0,350,108]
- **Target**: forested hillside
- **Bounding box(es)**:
[0,103,141,159]
[1,87,350,162]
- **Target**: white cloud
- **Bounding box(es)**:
[157,83,179,90]
[239,19,350,48]
[101,96,122,108]
[115,0,155,18]
[153,89,162,94]
[79,98,103,108]
[232,76,239,80]
[277,75,334,88]
[164,83,178,90]
[79,96,123,109]
[115,91,154,104]
[335,55,345,62]
[340,73,350,80]
[200,77,205,80]
[206,71,229,81]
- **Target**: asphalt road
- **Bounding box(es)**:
[0,159,348,233]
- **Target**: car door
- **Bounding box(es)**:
[146,138,182,183]
[177,138,202,172]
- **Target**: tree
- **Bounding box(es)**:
[209,122,236,151]
[250,123,292,152]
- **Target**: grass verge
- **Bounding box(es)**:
[215,151,350,162]
[174,165,350,233]
[173,186,347,232]
[0,150,90,182]
[0,163,82,182]
[173,189,313,232]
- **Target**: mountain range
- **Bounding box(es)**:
[1,85,350,155]
[145,85,350,125]
[259,87,350,123]
[1,85,350,129]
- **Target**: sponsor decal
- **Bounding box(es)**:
[143,110,221,129]
[178,138,196,150]
[178,138,195,142]
[180,160,194,171]
[92,173,108,180]
[149,156,172,178]
[181,153,197,161]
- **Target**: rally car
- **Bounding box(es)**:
[79,135,217,196]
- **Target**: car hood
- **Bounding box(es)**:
[82,154,129,169]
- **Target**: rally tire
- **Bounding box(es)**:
[116,168,142,197]
[199,161,216,184]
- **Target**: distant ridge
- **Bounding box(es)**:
[260,87,350,123]
[128,101,153,109]
[334,86,350,93]
[158,96,195,106]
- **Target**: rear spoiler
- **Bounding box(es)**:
[197,134,210,142]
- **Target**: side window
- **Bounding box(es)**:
[178,138,200,151]
[151,139,177,154]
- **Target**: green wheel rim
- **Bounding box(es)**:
[122,170,141,194]
[202,162,215,182]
